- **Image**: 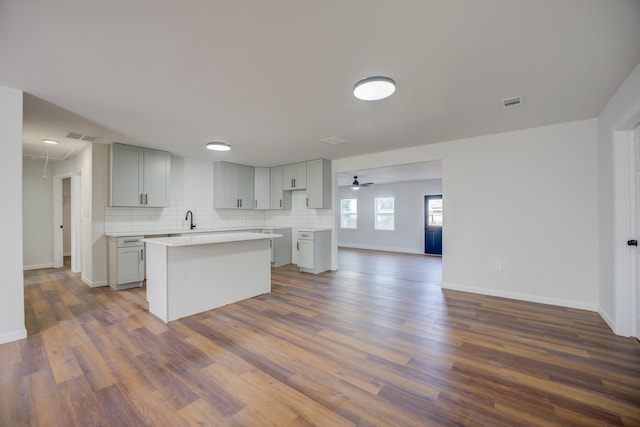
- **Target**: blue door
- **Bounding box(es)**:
[425,195,442,255]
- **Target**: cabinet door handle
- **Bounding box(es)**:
[297,242,299,250]
[306,198,308,207]
[293,178,296,188]
[255,199,257,208]
[144,193,148,205]
[240,199,242,208]
[140,194,144,205]
[280,199,282,208]
[140,249,144,261]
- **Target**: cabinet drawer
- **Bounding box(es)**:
[117,236,143,247]
[298,231,313,240]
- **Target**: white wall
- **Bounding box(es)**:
[73,143,109,287]
[0,86,26,344]
[90,143,109,287]
[597,61,640,333]
[22,158,55,269]
[337,180,442,254]
[333,119,599,311]
[77,145,94,284]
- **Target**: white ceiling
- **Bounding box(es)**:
[1,1,639,168]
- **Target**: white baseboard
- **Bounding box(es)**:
[441,282,598,312]
[81,274,108,288]
[0,328,27,344]
[23,263,54,271]
[598,307,617,335]
[338,243,424,255]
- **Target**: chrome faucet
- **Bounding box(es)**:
[185,210,196,229]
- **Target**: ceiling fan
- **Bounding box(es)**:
[351,176,373,190]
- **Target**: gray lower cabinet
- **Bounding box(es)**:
[107,236,145,290]
[296,229,331,274]
[262,227,292,266]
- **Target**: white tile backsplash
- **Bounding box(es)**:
[104,191,334,234]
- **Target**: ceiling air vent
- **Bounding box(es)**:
[320,136,348,146]
[66,131,98,142]
[502,96,523,109]
[66,132,83,139]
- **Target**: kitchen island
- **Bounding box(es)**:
[144,232,280,322]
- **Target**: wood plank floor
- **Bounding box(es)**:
[2,249,639,426]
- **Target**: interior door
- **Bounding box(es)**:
[634,124,640,339]
[425,195,443,255]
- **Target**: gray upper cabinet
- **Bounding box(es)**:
[109,143,170,207]
[214,161,255,209]
[254,167,271,209]
[283,162,307,190]
[143,148,171,207]
[270,166,292,209]
[306,158,332,209]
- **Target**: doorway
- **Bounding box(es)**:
[424,195,442,255]
[53,173,81,273]
[62,178,71,266]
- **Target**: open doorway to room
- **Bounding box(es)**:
[336,160,442,255]
[336,160,443,284]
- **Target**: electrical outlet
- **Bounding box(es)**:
[495,261,503,271]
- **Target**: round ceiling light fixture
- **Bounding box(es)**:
[205,141,231,152]
[353,76,396,101]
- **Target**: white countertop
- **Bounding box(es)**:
[105,226,287,238]
[144,232,281,247]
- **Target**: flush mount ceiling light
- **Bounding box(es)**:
[205,142,231,152]
[43,139,58,145]
[353,76,396,101]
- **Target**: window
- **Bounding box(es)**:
[375,197,394,230]
[428,198,443,226]
[340,199,357,229]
